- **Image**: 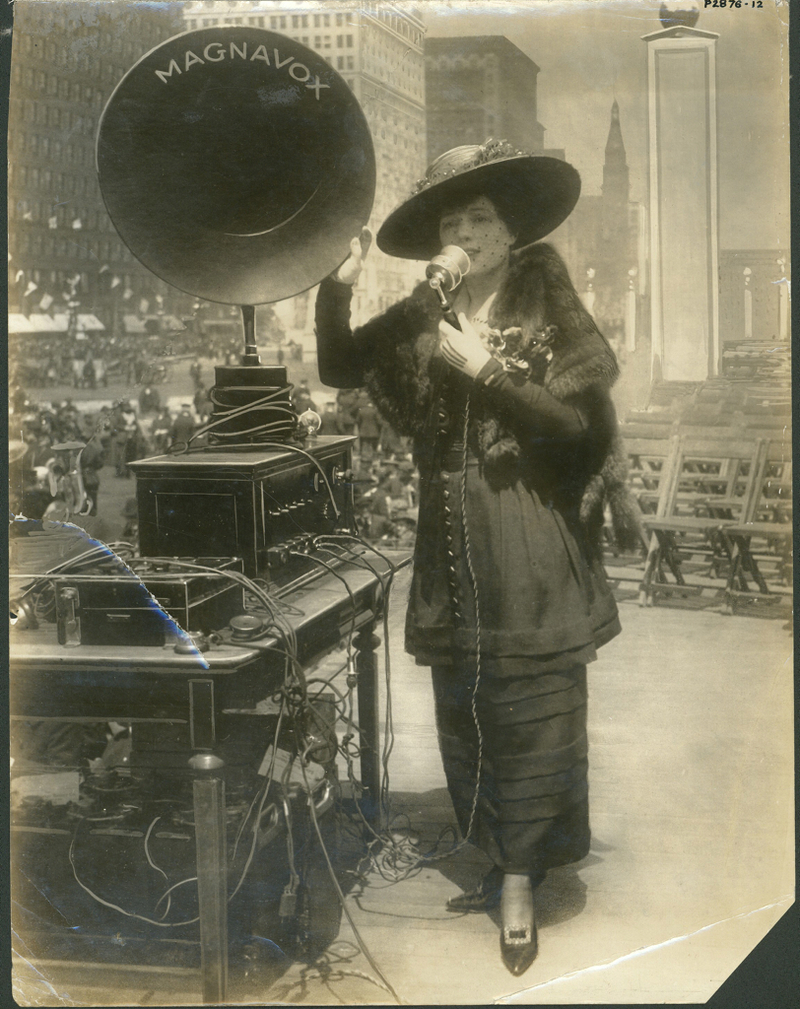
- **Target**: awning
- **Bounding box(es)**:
[51,313,105,332]
[8,314,35,334]
[26,313,61,332]
[123,314,147,334]
[162,314,185,332]
[123,314,184,334]
[78,313,105,332]
[20,313,106,334]
[202,318,239,331]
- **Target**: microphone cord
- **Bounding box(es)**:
[458,392,485,847]
[416,391,484,866]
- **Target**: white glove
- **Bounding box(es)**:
[438,312,492,379]
[332,227,373,285]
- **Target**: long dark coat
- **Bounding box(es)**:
[315,243,638,670]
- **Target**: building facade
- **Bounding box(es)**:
[182,1,429,344]
[7,1,184,330]
[425,36,560,162]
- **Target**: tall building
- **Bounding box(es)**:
[7,2,184,329]
[181,1,428,342]
[554,101,644,357]
[601,100,630,237]
[425,36,559,162]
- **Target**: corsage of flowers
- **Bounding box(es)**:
[476,322,558,375]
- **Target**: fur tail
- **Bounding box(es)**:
[580,435,646,555]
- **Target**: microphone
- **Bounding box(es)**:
[426,245,470,329]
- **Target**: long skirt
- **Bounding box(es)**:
[432,657,590,876]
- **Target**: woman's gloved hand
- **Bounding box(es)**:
[332,227,373,285]
[439,312,492,379]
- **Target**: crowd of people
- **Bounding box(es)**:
[8,371,420,546]
[9,331,179,392]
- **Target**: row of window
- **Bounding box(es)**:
[365,106,423,133]
[17,29,155,63]
[362,3,424,47]
[187,13,350,30]
[10,199,111,232]
[18,135,93,167]
[14,66,111,105]
[22,268,137,291]
[12,232,134,263]
[189,12,352,30]
[13,166,100,197]
[9,268,98,290]
[185,9,421,47]
[18,101,94,132]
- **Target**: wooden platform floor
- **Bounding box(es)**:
[12,567,793,1006]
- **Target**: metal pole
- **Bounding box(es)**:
[240,304,260,365]
[354,627,381,822]
[190,757,228,1004]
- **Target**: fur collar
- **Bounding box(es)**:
[357,242,642,553]
[360,242,619,439]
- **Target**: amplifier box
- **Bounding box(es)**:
[129,436,354,581]
[62,557,245,646]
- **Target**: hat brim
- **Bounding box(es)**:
[376,156,581,261]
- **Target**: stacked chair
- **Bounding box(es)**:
[615,375,791,614]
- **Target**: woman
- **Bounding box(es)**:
[314,140,638,975]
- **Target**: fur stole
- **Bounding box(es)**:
[359,242,643,553]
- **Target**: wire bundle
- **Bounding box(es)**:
[206,383,297,444]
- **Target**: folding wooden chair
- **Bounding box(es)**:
[723,436,793,614]
[638,434,764,606]
[619,428,679,517]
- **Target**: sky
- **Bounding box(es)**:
[420,0,790,251]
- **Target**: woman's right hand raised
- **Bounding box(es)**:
[332,227,373,285]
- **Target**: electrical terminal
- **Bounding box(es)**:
[279,885,297,918]
[266,544,290,568]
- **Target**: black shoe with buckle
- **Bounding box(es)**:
[500,914,538,976]
[445,865,504,913]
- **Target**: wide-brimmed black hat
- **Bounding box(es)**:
[377,139,581,261]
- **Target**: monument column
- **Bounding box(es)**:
[643,11,719,382]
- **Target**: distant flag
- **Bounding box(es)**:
[22,210,33,221]
[39,293,54,311]
[48,216,58,229]
[99,264,110,275]
[69,273,81,287]
[23,281,38,298]
[15,269,24,283]
[72,218,82,230]
[111,275,122,289]
[123,287,133,300]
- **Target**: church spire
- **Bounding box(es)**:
[605,99,626,164]
[602,99,629,206]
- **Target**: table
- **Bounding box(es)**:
[10,548,406,1003]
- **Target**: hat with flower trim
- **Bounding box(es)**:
[376,139,581,261]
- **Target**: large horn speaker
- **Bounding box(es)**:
[96,27,376,306]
